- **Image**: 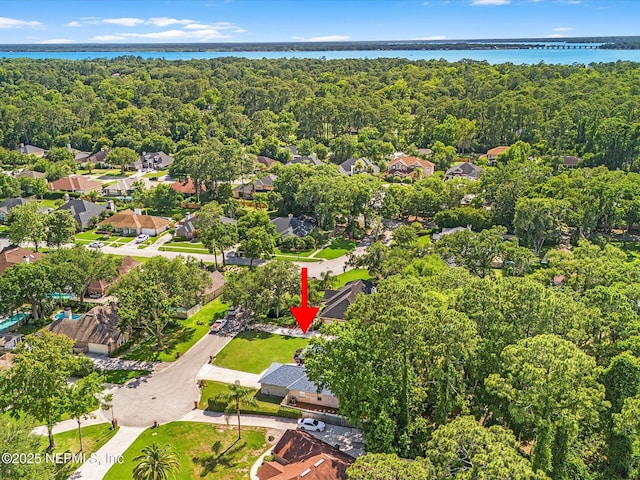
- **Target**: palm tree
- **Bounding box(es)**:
[215,380,258,440]
[319,270,335,290]
[132,443,180,480]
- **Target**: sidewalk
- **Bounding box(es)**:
[196,364,261,388]
[251,323,320,338]
[85,353,163,372]
[32,410,109,436]
[69,426,145,480]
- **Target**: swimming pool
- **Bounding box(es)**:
[53,311,82,321]
[0,313,29,333]
[48,292,75,300]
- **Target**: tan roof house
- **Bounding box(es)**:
[0,246,44,276]
[47,304,129,355]
[15,169,46,180]
[97,209,171,236]
[49,175,102,193]
[386,155,434,178]
[481,146,510,165]
[257,430,355,480]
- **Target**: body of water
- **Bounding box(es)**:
[1,48,640,64]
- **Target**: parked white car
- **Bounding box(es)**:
[135,234,150,244]
[297,418,326,432]
[88,241,104,248]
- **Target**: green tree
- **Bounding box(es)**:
[0,416,54,479]
[7,201,45,251]
[196,202,238,268]
[514,198,567,256]
[0,261,53,321]
[347,453,435,480]
[436,226,506,278]
[215,380,259,440]
[485,334,607,479]
[392,226,418,248]
[1,332,77,449]
[66,372,110,452]
[132,443,181,480]
[45,208,77,248]
[108,146,139,173]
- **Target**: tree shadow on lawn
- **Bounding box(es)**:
[124,325,197,361]
[193,438,245,477]
[239,330,303,342]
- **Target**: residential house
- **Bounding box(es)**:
[257,430,355,480]
[233,174,277,199]
[203,270,226,303]
[47,303,129,355]
[102,177,142,197]
[86,256,141,298]
[386,155,435,178]
[17,144,46,158]
[175,212,236,240]
[0,333,22,353]
[86,149,110,167]
[417,148,433,157]
[271,215,314,239]
[0,246,44,276]
[339,157,380,176]
[49,175,102,194]
[58,199,107,230]
[562,155,580,168]
[481,146,510,165]
[259,363,339,411]
[444,162,482,181]
[320,280,374,324]
[97,208,171,236]
[0,198,31,223]
[15,170,46,180]
[135,151,174,171]
[432,226,471,241]
[289,155,324,166]
[256,156,277,170]
[0,352,15,370]
[170,179,206,196]
[74,151,92,163]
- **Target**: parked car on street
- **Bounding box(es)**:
[226,306,237,317]
[135,234,150,243]
[297,418,326,432]
[210,318,227,333]
[88,241,104,248]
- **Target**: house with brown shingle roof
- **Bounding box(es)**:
[0,246,44,276]
[47,303,129,355]
[480,146,510,165]
[97,209,171,236]
[170,179,206,196]
[86,256,142,298]
[257,430,354,480]
[386,155,434,178]
[49,175,102,194]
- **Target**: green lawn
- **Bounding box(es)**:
[99,369,151,384]
[123,298,229,362]
[274,247,315,257]
[161,245,211,254]
[332,268,371,288]
[199,380,301,418]
[48,423,118,480]
[74,230,107,241]
[109,254,150,264]
[315,237,357,260]
[143,169,169,178]
[104,422,268,480]
[39,199,59,208]
[213,331,310,374]
[271,254,322,262]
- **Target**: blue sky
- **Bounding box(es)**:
[0,0,637,44]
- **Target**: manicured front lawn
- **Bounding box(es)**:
[271,254,322,262]
[104,422,269,480]
[315,237,357,260]
[161,245,212,254]
[274,247,314,257]
[199,380,301,418]
[332,268,371,288]
[122,298,229,362]
[99,369,151,384]
[213,331,309,374]
[143,169,169,178]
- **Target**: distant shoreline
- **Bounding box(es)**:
[0,36,639,53]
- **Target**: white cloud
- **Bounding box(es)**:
[119,29,228,41]
[0,16,44,29]
[92,34,127,41]
[554,27,573,31]
[210,22,236,30]
[40,38,73,44]
[547,33,564,38]
[147,17,193,27]
[414,35,446,40]
[471,0,510,5]
[103,17,145,27]
[307,35,350,42]
[66,21,82,27]
[232,29,246,33]
[184,23,212,30]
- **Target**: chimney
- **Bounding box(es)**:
[19,143,24,148]
[134,208,142,215]
[66,143,72,151]
[288,213,293,219]
[23,255,29,264]
[186,212,191,221]
[63,307,72,319]
[107,200,115,211]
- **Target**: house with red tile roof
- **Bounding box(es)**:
[49,175,102,194]
[386,155,434,178]
[97,209,171,236]
[0,246,44,276]
[170,179,206,196]
[257,430,355,480]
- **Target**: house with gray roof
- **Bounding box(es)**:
[102,176,141,197]
[233,174,276,199]
[320,279,374,324]
[175,212,237,240]
[289,155,323,166]
[339,157,380,176]
[0,198,31,224]
[58,199,108,230]
[271,215,314,239]
[0,333,22,352]
[444,162,482,181]
[135,151,174,171]
[259,363,339,411]
[17,144,46,158]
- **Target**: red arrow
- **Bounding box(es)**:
[290,267,319,334]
